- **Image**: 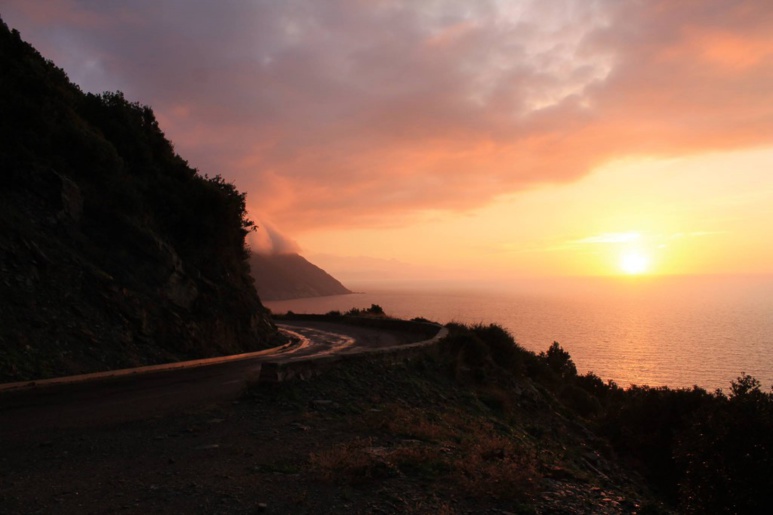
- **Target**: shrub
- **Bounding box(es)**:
[675,375,773,513]
[599,385,714,500]
[574,372,620,404]
[366,304,384,315]
[539,342,577,380]
[559,383,602,418]
[469,323,525,375]
[439,329,490,383]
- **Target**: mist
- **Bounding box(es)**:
[247,219,301,255]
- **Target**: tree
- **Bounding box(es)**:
[540,341,577,379]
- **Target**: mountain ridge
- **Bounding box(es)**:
[249,252,352,301]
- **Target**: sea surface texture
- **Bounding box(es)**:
[265,275,773,391]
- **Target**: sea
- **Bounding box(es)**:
[263,275,773,392]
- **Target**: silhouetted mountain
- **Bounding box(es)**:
[249,253,352,300]
[0,19,277,381]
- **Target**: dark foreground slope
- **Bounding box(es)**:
[250,252,352,300]
[0,323,661,514]
[2,316,769,513]
[0,21,276,382]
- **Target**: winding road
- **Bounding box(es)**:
[0,320,438,439]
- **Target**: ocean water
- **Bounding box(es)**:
[263,275,773,391]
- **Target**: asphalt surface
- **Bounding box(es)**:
[0,321,423,440]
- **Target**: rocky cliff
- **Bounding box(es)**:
[0,20,277,382]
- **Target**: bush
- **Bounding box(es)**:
[439,328,490,383]
[539,342,577,380]
[344,304,386,317]
[559,383,602,418]
[598,385,714,500]
[437,324,773,511]
[675,375,773,513]
[367,304,384,315]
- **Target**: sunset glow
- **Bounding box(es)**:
[4,7,773,513]
[3,1,772,282]
[619,251,651,276]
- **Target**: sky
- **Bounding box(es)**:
[3,0,773,283]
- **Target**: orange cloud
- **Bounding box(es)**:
[3,0,772,234]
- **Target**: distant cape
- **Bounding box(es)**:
[249,252,352,301]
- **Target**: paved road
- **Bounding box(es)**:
[0,321,426,439]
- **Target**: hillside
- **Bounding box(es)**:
[249,252,352,300]
[2,314,771,512]
[0,321,667,514]
[0,20,277,382]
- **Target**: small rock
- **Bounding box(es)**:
[256,502,268,512]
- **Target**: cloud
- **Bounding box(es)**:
[574,232,641,244]
[3,0,772,232]
[247,218,301,255]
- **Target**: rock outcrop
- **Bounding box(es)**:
[0,20,277,382]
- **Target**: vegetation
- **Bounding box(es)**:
[0,18,274,381]
[311,407,536,502]
[245,323,661,513]
[437,323,773,513]
[345,304,386,317]
[1,20,255,279]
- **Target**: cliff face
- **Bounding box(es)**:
[249,253,352,301]
[0,21,276,382]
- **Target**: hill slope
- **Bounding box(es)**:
[0,20,276,382]
[249,252,352,301]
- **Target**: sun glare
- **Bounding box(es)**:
[619,250,650,275]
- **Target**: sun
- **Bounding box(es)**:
[619,250,650,275]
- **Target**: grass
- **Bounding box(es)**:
[244,324,664,513]
[300,363,540,503]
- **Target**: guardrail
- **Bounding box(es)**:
[0,316,449,391]
[257,316,448,383]
[273,313,442,339]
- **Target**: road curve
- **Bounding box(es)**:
[0,320,435,439]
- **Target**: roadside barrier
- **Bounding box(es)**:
[257,317,448,383]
